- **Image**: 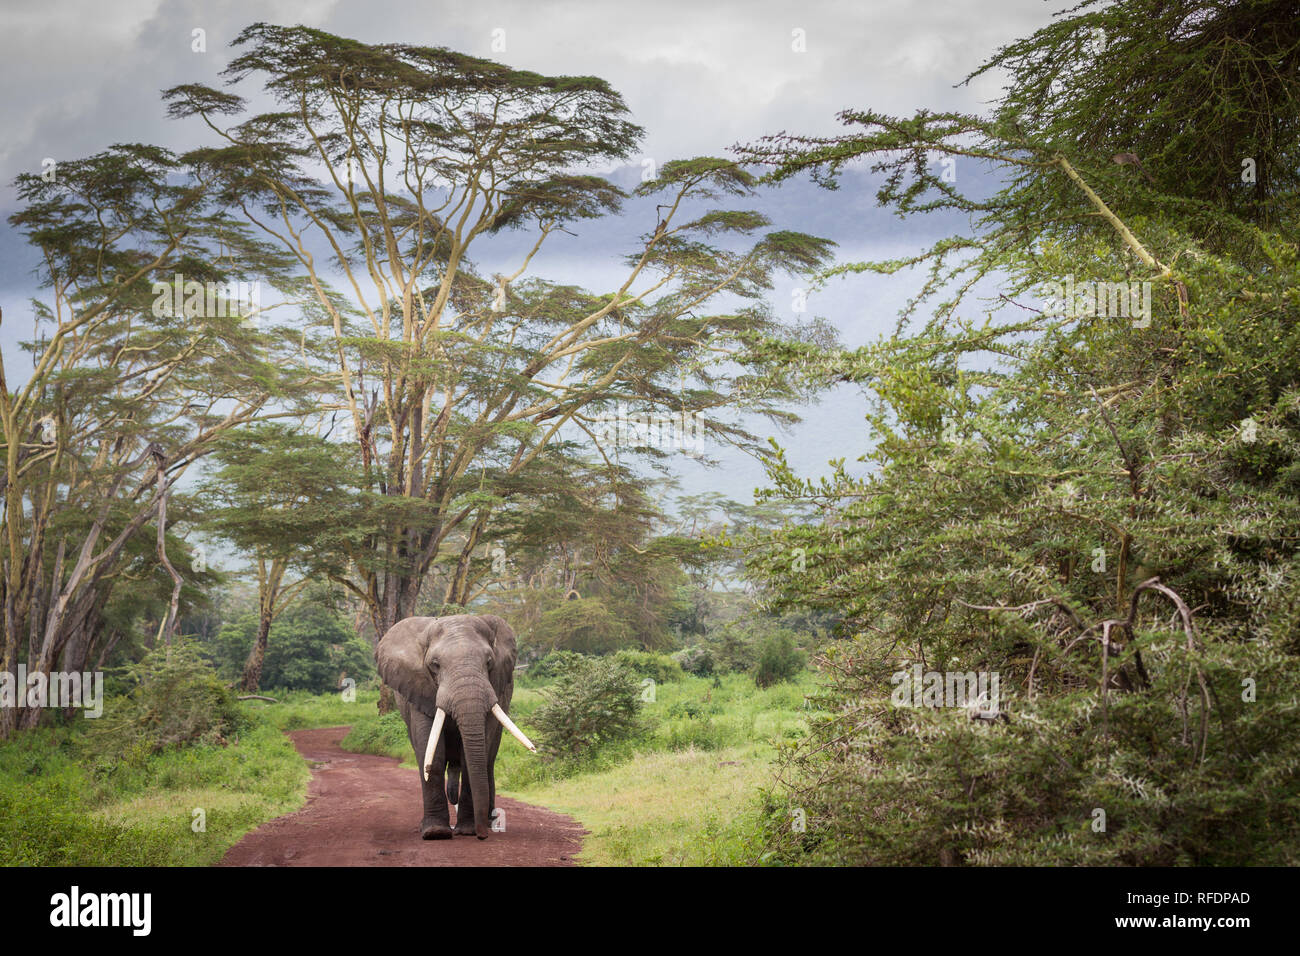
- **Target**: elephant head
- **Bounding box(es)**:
[376,614,535,839]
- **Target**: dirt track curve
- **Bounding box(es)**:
[218,726,586,867]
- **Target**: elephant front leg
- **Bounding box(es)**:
[419,762,453,840]
[410,710,453,840]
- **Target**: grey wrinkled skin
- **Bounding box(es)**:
[375,614,517,840]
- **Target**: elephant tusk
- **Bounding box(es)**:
[491,704,536,753]
[423,708,446,781]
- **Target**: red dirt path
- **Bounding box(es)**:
[217,726,586,867]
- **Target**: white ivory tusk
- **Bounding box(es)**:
[491,703,536,752]
[423,708,446,781]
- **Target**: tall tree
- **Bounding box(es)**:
[480,460,691,649]
[164,25,833,650]
[1,145,308,736]
[200,424,353,691]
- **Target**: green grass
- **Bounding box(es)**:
[0,668,813,866]
[0,713,311,866]
[0,687,383,866]
[497,671,814,864]
[249,686,382,731]
[340,709,410,761]
[510,744,774,865]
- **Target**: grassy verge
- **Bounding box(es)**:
[502,672,811,865]
[247,687,381,732]
[510,744,775,865]
[0,687,381,866]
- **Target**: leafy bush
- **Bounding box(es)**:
[521,649,587,683]
[752,632,805,688]
[672,645,715,676]
[85,639,242,762]
[764,643,1300,865]
[532,655,644,761]
[739,0,1300,866]
[614,649,684,684]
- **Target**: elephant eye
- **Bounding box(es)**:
[485,653,494,669]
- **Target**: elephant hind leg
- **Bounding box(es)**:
[446,763,461,804]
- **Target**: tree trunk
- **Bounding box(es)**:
[241,607,273,693]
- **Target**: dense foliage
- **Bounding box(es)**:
[210,601,374,694]
[752,633,806,689]
[88,640,243,762]
[532,655,645,761]
[740,0,1300,865]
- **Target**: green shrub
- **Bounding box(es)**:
[532,655,644,761]
[85,639,242,762]
[673,645,715,676]
[521,649,587,683]
[614,649,684,684]
[752,633,805,689]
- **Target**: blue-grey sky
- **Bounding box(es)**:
[0,0,1061,515]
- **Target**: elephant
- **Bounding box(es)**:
[375,613,536,840]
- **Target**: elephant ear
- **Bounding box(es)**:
[480,614,518,708]
[376,617,442,716]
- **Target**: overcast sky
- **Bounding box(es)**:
[0,0,1066,513]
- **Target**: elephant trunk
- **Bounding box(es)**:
[439,677,495,840]
[456,707,493,839]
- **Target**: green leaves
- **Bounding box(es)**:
[753,231,838,274]
[532,654,643,761]
[161,83,246,121]
[737,0,1300,866]
[634,157,758,198]
[488,174,626,232]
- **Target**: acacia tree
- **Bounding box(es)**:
[0,145,308,736]
[200,424,355,691]
[163,25,832,649]
[474,459,694,649]
[738,0,1300,864]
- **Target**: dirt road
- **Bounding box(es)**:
[218,726,586,867]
